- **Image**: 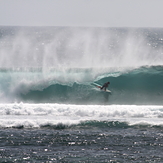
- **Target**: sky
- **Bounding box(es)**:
[0,0,163,27]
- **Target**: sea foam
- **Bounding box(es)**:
[0,103,163,128]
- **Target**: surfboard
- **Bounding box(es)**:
[92,83,111,93]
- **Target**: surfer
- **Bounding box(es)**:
[101,82,110,91]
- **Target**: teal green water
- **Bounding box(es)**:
[0,66,163,104]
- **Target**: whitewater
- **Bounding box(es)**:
[0,26,163,162]
[1,103,163,129]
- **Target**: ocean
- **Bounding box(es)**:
[0,26,163,162]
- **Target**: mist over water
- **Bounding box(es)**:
[1,27,163,69]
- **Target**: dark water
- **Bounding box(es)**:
[1,126,163,162]
[0,26,163,162]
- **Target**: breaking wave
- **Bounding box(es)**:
[0,66,162,104]
[0,27,163,104]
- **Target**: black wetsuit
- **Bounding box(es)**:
[101,82,110,91]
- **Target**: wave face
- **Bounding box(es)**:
[0,66,162,104]
[0,27,163,104]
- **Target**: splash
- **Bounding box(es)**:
[0,27,163,69]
